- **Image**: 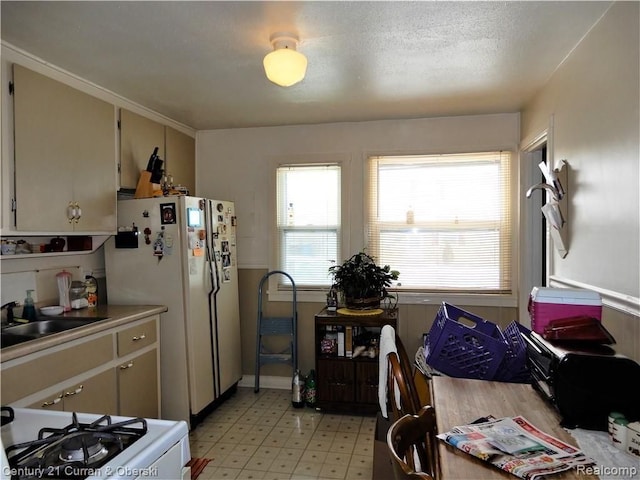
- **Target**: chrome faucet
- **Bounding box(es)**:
[1,301,18,325]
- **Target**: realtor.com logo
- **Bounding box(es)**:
[576,465,638,477]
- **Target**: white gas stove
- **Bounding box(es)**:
[0,407,190,480]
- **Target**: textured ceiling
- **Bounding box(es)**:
[1,1,612,130]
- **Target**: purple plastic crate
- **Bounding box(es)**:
[493,321,532,383]
[424,303,508,380]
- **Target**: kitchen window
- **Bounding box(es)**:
[367,151,513,294]
[276,164,341,288]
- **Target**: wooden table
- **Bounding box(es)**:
[430,376,599,479]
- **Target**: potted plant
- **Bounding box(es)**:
[329,251,399,309]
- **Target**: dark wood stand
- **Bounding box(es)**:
[314,307,398,414]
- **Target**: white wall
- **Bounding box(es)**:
[197,113,520,272]
[521,2,639,308]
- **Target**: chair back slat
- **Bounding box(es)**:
[387,405,439,480]
[387,335,421,420]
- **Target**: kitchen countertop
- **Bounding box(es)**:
[0,305,167,363]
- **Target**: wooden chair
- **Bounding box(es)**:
[387,405,439,480]
[386,334,422,420]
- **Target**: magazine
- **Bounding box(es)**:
[437,415,596,479]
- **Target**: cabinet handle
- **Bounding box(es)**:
[41,395,63,407]
[74,202,82,223]
[67,202,76,223]
[132,333,146,342]
[120,361,134,370]
[64,385,84,397]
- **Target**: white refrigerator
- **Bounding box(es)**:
[105,196,242,427]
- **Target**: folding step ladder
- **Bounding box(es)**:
[254,271,298,393]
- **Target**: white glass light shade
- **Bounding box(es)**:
[263,48,308,87]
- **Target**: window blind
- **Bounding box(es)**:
[277,164,341,287]
[367,152,512,293]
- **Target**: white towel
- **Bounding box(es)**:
[378,324,399,418]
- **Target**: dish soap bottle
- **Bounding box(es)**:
[22,290,37,321]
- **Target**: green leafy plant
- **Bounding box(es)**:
[329,251,399,308]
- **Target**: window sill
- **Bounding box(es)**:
[268,290,518,308]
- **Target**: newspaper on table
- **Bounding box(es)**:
[437,415,596,480]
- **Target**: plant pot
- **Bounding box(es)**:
[345,296,381,310]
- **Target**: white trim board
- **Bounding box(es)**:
[549,276,640,317]
[239,375,291,391]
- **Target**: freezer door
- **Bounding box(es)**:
[181,196,217,415]
[208,199,243,395]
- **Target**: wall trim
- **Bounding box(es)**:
[239,375,290,391]
[549,275,640,317]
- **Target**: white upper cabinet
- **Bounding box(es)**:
[12,64,117,234]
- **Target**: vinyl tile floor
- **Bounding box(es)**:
[188,387,376,480]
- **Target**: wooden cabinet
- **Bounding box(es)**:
[119,110,195,196]
[1,314,160,418]
[165,126,195,196]
[28,369,117,415]
[116,317,159,418]
[119,108,165,190]
[315,308,398,413]
[118,349,158,419]
[12,64,117,234]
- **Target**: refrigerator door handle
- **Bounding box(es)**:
[204,202,218,295]
[204,199,222,398]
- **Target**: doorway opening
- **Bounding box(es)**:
[520,131,550,325]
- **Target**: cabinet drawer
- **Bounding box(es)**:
[1,335,113,404]
[317,359,355,403]
[117,317,157,357]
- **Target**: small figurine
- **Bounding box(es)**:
[327,287,338,312]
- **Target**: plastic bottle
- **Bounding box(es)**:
[287,203,295,225]
[291,369,305,408]
[305,369,317,408]
[22,290,37,321]
[56,270,72,312]
[85,275,98,308]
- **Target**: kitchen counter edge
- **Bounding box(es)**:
[0,305,168,363]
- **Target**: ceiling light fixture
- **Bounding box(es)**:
[263,32,307,87]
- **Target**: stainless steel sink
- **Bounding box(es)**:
[3,319,103,336]
[1,332,34,348]
[1,317,107,348]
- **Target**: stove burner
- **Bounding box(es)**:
[4,412,147,479]
[59,433,109,463]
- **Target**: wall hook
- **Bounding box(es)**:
[526,159,569,258]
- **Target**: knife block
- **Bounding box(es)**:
[134,170,161,199]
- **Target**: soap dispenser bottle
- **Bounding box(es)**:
[22,290,37,321]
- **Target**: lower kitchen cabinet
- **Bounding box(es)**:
[118,349,158,419]
[1,314,160,417]
[27,369,117,415]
